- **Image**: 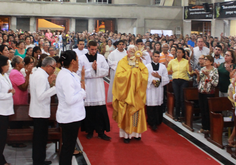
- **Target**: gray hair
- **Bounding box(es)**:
[127,45,136,51]
[41,56,56,67]
[11,56,22,68]
[162,43,169,48]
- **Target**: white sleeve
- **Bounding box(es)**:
[35,76,56,101]
[160,66,170,87]
[108,52,118,70]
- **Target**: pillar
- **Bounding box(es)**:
[10,17,17,32]
[183,20,191,37]
[30,17,36,32]
[211,19,224,38]
[88,18,95,33]
[69,18,76,32]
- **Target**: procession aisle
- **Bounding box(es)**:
[78,82,220,165]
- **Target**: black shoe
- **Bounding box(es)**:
[151,125,158,131]
[124,138,130,143]
[44,161,52,165]
[86,133,93,139]
[98,134,111,141]
[134,137,141,140]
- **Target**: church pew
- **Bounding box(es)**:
[226,114,236,159]
[182,87,200,132]
[165,82,174,119]
[7,103,62,153]
[205,97,234,149]
[165,81,193,120]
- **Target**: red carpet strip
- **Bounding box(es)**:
[78,82,220,165]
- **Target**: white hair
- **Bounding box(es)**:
[161,43,169,48]
[127,45,136,51]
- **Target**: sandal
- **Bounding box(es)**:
[73,149,83,156]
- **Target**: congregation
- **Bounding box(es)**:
[0,28,236,165]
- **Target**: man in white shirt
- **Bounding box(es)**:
[78,41,111,141]
[29,57,57,165]
[107,40,127,103]
[213,44,225,68]
[136,39,151,65]
[193,37,210,68]
[42,42,50,56]
[73,40,88,59]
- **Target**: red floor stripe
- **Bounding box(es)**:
[78,82,220,165]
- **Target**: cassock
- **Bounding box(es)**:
[73,48,88,59]
[146,62,169,127]
[112,56,148,139]
[107,49,127,103]
[78,53,110,135]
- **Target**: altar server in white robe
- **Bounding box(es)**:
[73,40,88,60]
[78,41,111,141]
[136,39,151,65]
[107,40,127,103]
[146,51,169,131]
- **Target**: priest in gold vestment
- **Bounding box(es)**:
[112,45,149,143]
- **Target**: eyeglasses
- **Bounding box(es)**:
[50,65,55,70]
[199,58,204,60]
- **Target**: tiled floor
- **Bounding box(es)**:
[4,142,78,165]
[163,114,236,165]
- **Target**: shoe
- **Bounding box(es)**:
[134,137,141,140]
[98,134,111,141]
[151,125,158,131]
[124,138,130,143]
[11,143,27,148]
[44,161,52,165]
[86,133,93,139]
[73,149,83,156]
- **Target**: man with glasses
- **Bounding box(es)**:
[42,42,50,56]
[29,57,56,165]
[213,44,225,68]
[193,37,210,69]
[107,40,127,103]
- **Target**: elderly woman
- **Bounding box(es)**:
[0,55,15,165]
[196,55,219,133]
[9,56,31,105]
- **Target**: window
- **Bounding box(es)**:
[87,0,111,4]
[154,0,161,5]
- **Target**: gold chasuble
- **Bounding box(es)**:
[112,55,148,134]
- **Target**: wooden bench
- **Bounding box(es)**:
[205,97,234,149]
[165,82,175,119]
[7,103,62,153]
[182,87,200,132]
[165,81,193,119]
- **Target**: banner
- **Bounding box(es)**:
[215,1,236,18]
[184,4,213,19]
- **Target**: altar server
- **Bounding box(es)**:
[146,51,169,131]
[78,41,111,141]
[107,40,127,103]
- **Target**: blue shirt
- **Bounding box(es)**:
[187,40,195,47]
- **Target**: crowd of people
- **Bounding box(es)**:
[0,28,236,165]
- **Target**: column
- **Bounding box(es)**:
[30,17,36,32]
[10,17,17,32]
[88,18,95,33]
[136,18,145,35]
[224,19,230,37]
[183,20,191,37]
[211,19,224,38]
[69,18,76,32]
[181,0,188,6]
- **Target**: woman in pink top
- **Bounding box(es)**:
[9,56,31,105]
[45,29,52,42]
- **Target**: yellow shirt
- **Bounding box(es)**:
[167,58,191,81]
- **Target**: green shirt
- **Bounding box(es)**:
[218,63,236,93]
[14,49,26,59]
